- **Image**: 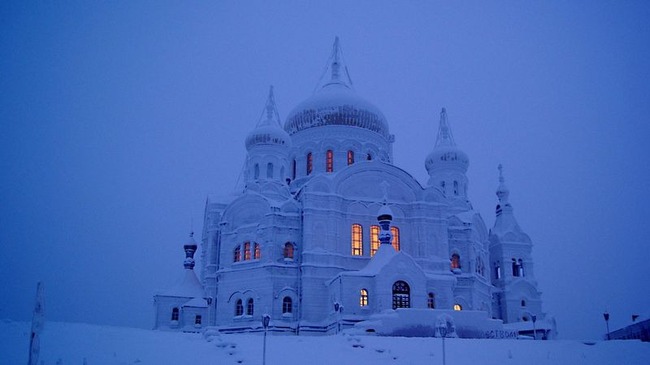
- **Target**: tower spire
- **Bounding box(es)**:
[257,85,282,128]
[496,164,510,205]
[435,107,456,148]
[331,36,341,81]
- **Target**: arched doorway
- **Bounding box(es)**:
[392,281,410,309]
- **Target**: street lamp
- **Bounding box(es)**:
[603,312,610,340]
[334,302,343,334]
[437,321,447,365]
[262,314,271,365]
[531,315,537,340]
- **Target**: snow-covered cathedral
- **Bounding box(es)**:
[153,38,555,339]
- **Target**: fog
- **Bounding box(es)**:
[2,1,649,340]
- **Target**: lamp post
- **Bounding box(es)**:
[262,314,271,365]
[531,315,537,340]
[334,302,343,334]
[603,312,610,340]
[437,321,447,365]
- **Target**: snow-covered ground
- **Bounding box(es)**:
[3,320,649,365]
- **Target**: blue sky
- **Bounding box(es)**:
[2,1,649,340]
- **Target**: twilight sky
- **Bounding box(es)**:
[1,1,649,340]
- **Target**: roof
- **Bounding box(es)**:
[156,269,205,298]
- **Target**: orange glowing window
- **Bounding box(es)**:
[253,242,260,259]
[351,224,363,256]
[284,242,294,259]
[306,153,313,175]
[391,226,400,251]
[451,253,460,270]
[244,242,251,260]
[453,304,462,311]
[233,246,241,262]
[360,289,368,307]
[370,225,380,256]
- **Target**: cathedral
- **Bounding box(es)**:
[153,38,555,339]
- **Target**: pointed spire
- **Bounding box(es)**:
[496,164,510,204]
[331,36,341,81]
[257,85,282,128]
[314,37,354,92]
[435,107,456,148]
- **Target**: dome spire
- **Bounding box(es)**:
[496,164,510,204]
[314,37,354,92]
[258,85,282,128]
[435,107,456,148]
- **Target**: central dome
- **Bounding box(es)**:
[283,37,390,139]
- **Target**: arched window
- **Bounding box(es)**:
[306,153,313,175]
[244,242,251,260]
[326,150,334,172]
[284,242,294,259]
[233,246,241,262]
[451,253,461,270]
[360,289,369,307]
[254,164,260,180]
[521,299,526,307]
[282,297,292,314]
[246,298,254,316]
[391,226,400,251]
[351,224,363,256]
[292,159,296,179]
[253,242,260,259]
[453,304,462,311]
[195,315,202,325]
[267,162,273,178]
[235,299,243,316]
[518,259,525,277]
[370,225,380,256]
[347,150,354,165]
[495,261,501,279]
[512,258,519,277]
[367,153,372,161]
[427,293,435,309]
[392,281,410,309]
[453,181,459,195]
[171,307,179,321]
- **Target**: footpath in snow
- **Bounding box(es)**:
[2,320,650,365]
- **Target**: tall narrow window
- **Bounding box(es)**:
[453,181,459,195]
[246,298,254,315]
[518,259,525,277]
[253,242,260,259]
[360,289,369,307]
[326,150,334,172]
[267,162,273,178]
[367,153,372,161]
[284,242,294,259]
[427,293,435,309]
[235,299,243,316]
[370,225,380,256]
[254,164,260,179]
[495,261,501,279]
[391,226,400,251]
[392,281,410,309]
[451,253,461,270]
[292,159,296,179]
[244,242,251,261]
[351,224,363,256]
[512,258,519,277]
[171,307,179,321]
[195,315,202,325]
[280,166,285,180]
[282,297,292,314]
[347,150,354,165]
[234,246,241,262]
[306,153,313,175]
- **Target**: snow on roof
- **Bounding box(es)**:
[156,269,205,298]
[453,210,475,224]
[183,297,208,308]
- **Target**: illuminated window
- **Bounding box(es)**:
[292,159,296,179]
[284,242,294,259]
[351,224,363,256]
[233,246,241,262]
[391,226,400,251]
[392,281,410,309]
[195,315,202,325]
[235,299,243,316]
[244,242,251,260]
[253,242,260,259]
[370,225,380,256]
[306,153,313,175]
[171,307,179,321]
[427,293,435,309]
[282,297,292,314]
[326,150,334,172]
[246,298,254,315]
[360,289,368,307]
[267,163,273,178]
[347,150,354,165]
[254,164,260,179]
[453,304,462,311]
[451,253,461,270]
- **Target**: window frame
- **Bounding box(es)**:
[351,224,363,256]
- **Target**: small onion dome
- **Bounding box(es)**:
[425,108,469,174]
[377,203,393,222]
[284,82,390,139]
[245,122,291,151]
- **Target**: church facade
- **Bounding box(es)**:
[153,39,553,338]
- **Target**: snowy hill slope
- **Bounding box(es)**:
[3,320,649,365]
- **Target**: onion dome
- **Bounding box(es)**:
[425,108,469,174]
[284,37,390,139]
[183,231,198,270]
[245,86,291,151]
